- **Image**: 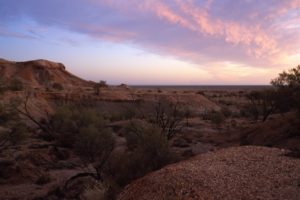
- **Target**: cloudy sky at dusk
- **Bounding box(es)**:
[0,0,299,85]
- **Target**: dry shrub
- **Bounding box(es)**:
[74,125,114,164]
[208,111,225,125]
[81,182,109,200]
[50,106,109,147]
[107,120,175,187]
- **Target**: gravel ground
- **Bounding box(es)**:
[118,146,300,200]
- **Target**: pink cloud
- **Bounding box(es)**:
[148,1,191,28]
[63,1,300,66]
[2,0,299,70]
[74,23,137,42]
[99,0,280,59]
[95,0,299,68]
[266,0,300,19]
[175,0,279,58]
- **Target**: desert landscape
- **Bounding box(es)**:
[0,59,299,199]
[1,1,300,199]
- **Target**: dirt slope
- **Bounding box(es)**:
[240,112,300,151]
[118,146,300,200]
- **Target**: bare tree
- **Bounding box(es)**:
[0,129,10,152]
[246,89,276,122]
[0,123,28,152]
[14,92,53,136]
[0,98,29,152]
[93,80,108,96]
[151,97,184,140]
[63,117,115,189]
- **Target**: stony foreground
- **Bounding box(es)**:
[118,146,300,200]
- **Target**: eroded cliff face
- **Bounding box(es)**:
[0,58,92,90]
[118,146,300,200]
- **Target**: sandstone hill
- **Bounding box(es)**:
[0,58,92,90]
[0,58,220,112]
[118,146,300,200]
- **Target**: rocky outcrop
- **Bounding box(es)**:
[118,146,300,200]
[0,58,92,90]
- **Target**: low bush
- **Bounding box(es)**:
[108,120,174,186]
[218,100,234,106]
[94,80,108,95]
[148,98,184,140]
[75,125,114,163]
[81,182,109,200]
[240,104,260,120]
[35,173,51,185]
[0,122,29,151]
[208,111,225,126]
[50,106,109,147]
[123,107,137,120]
[0,103,18,125]
[196,91,205,95]
[0,99,29,151]
[50,106,115,183]
[244,89,277,121]
[9,122,29,145]
[221,107,232,118]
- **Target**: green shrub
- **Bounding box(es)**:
[50,107,78,147]
[50,106,115,183]
[149,98,184,140]
[123,107,137,120]
[75,125,114,163]
[94,80,108,95]
[0,122,29,150]
[208,111,225,126]
[294,90,300,112]
[240,104,260,120]
[111,120,174,186]
[50,106,109,147]
[0,94,28,151]
[35,173,51,185]
[9,122,29,145]
[271,65,300,113]
[109,106,139,121]
[221,107,232,118]
[245,90,277,121]
[196,91,205,95]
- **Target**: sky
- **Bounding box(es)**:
[0,0,299,85]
